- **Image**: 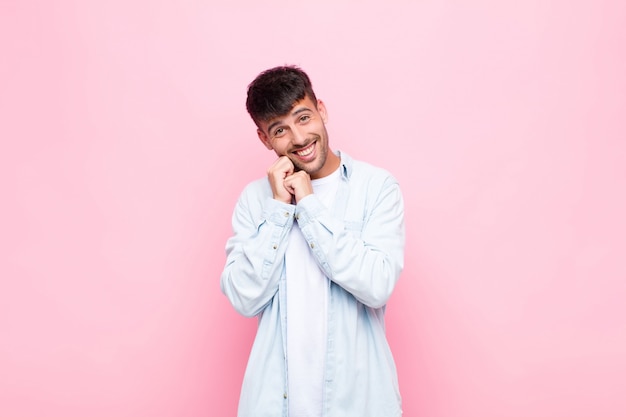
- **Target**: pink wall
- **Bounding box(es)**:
[2,1,625,416]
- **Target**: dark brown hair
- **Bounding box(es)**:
[245,65,318,125]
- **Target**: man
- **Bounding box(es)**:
[220,65,405,417]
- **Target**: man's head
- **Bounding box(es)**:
[246,66,340,179]
[246,65,318,126]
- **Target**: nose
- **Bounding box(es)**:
[291,126,307,146]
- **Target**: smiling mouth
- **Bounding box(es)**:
[294,142,315,157]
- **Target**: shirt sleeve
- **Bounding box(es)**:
[220,189,296,317]
[295,176,405,308]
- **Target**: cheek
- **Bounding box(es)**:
[274,144,288,155]
[274,148,291,158]
[266,139,283,153]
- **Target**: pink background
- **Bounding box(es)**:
[2,1,625,416]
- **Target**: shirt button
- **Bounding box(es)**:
[273,244,277,250]
[283,393,288,399]
[284,212,289,217]
[310,243,315,249]
[295,214,300,220]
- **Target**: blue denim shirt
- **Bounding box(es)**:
[221,151,405,417]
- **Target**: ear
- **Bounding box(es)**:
[317,99,328,123]
[257,128,273,150]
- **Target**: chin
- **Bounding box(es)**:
[291,159,314,173]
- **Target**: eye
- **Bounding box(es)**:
[272,127,286,138]
[299,115,311,123]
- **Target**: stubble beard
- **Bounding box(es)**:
[291,135,328,176]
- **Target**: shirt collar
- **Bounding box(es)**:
[336,150,353,180]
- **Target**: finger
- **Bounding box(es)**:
[268,160,293,181]
[283,178,295,195]
[278,156,295,175]
[270,157,294,176]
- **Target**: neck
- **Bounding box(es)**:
[311,150,341,179]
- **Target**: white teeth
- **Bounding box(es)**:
[296,144,314,157]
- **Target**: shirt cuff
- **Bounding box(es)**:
[263,197,296,226]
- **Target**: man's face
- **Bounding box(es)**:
[257,96,333,179]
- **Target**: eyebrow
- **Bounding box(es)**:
[266,106,313,134]
[292,106,312,116]
[266,119,284,135]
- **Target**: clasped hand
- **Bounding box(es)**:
[267,156,313,204]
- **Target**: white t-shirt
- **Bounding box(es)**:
[286,168,341,417]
